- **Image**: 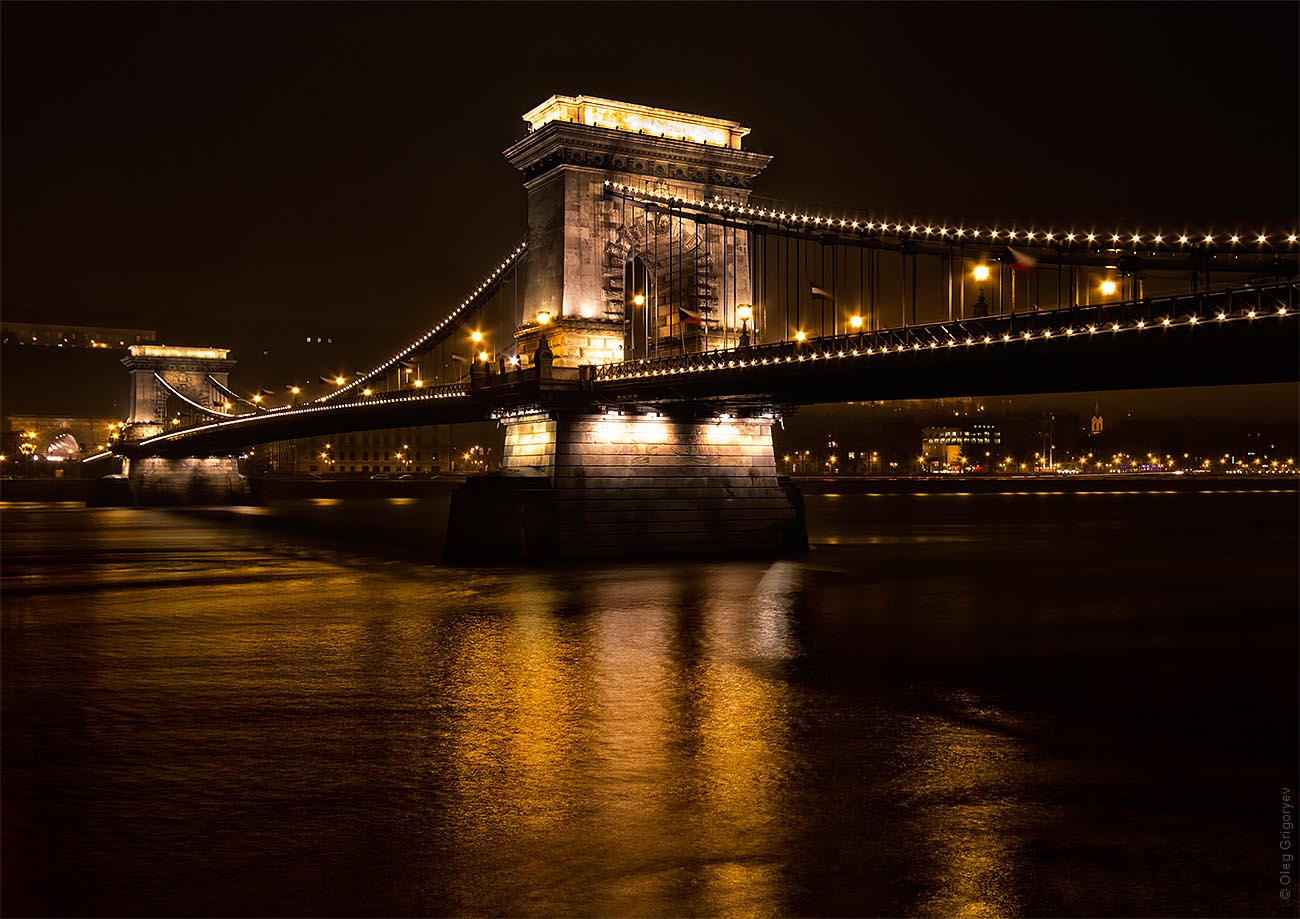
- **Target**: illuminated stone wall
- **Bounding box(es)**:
[127,456,249,505]
[496,412,803,557]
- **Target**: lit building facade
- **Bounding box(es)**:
[2,320,156,349]
[921,423,1002,471]
[253,426,453,476]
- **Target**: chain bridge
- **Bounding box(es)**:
[99,95,1299,558]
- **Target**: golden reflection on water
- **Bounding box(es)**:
[904,688,1028,918]
[435,563,800,916]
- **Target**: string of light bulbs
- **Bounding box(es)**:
[604,181,1297,251]
[315,241,527,405]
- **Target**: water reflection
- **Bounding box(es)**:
[2,493,1296,918]
[903,689,1028,918]
[428,565,801,916]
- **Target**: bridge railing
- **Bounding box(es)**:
[588,282,1297,383]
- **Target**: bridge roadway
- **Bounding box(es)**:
[129,283,1298,458]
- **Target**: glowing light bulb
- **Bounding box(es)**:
[1100,280,1117,296]
[794,330,807,342]
[471,330,483,343]
[973,265,990,282]
[849,315,863,329]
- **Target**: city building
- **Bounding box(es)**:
[1,319,156,349]
[250,426,461,476]
[921,423,1002,472]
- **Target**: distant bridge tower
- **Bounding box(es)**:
[504,95,772,364]
[121,344,237,440]
[112,344,247,504]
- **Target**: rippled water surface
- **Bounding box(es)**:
[3,488,1296,917]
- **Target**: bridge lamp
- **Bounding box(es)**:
[849,314,863,330]
[471,330,484,344]
[334,376,346,386]
[1099,279,1118,297]
[794,330,807,343]
[478,350,490,363]
[290,385,301,395]
[252,394,263,403]
[972,265,990,282]
[223,402,232,410]
[535,309,551,325]
[737,303,753,347]
[413,379,424,388]
[362,387,373,397]
[633,293,645,307]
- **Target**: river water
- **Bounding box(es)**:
[3,486,1297,917]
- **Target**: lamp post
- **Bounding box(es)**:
[972,265,990,317]
[736,303,752,348]
[849,313,863,346]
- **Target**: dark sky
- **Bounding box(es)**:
[3,1,1297,416]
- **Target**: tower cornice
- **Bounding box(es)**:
[503,121,772,189]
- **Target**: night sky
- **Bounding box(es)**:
[3,1,1297,418]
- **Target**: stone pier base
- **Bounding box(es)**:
[89,456,251,506]
[446,412,806,562]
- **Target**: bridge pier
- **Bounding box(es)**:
[126,456,250,505]
[446,410,805,562]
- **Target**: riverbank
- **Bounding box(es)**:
[789,472,1300,494]
[2,472,1294,504]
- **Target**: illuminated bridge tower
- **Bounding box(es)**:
[504,94,772,362]
[116,344,248,504]
[449,97,803,560]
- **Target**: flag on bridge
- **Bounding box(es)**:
[450,353,469,363]
[258,388,275,397]
[679,306,704,327]
[397,359,415,369]
[811,284,833,299]
[318,375,340,385]
[1008,247,1038,273]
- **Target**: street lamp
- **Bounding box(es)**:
[848,314,863,344]
[1100,279,1117,297]
[737,303,752,348]
[972,264,990,317]
[471,330,484,344]
[535,309,551,325]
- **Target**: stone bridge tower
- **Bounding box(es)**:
[503,95,772,364]
[121,344,237,440]
[448,97,803,561]
[111,344,246,504]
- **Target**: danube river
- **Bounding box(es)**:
[3,482,1296,917]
